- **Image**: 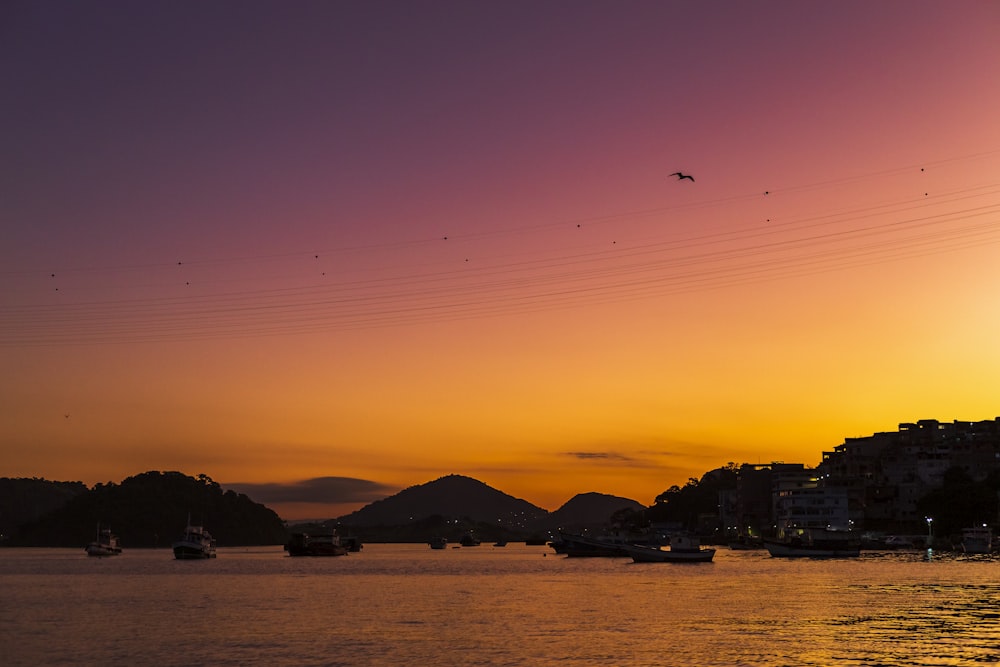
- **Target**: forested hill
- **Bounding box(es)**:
[8,471,287,547]
[0,477,87,540]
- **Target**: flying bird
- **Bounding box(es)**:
[669,172,695,182]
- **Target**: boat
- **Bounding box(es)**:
[172,518,217,559]
[284,532,348,557]
[459,533,481,547]
[493,540,508,547]
[85,524,122,557]
[549,532,633,557]
[428,536,448,550]
[727,535,763,550]
[763,527,861,558]
[625,534,715,563]
[961,525,992,554]
[339,535,363,552]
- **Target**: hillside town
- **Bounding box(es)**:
[711,418,1000,548]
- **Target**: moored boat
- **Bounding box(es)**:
[85,524,122,557]
[727,535,763,550]
[625,534,715,563]
[172,518,217,559]
[285,532,348,557]
[428,536,448,550]
[459,533,481,547]
[549,532,633,557]
[763,527,860,558]
[339,535,363,552]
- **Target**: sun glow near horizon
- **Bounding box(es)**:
[3,2,1000,519]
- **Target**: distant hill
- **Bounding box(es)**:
[545,492,646,531]
[330,474,645,542]
[337,474,548,531]
[10,471,287,547]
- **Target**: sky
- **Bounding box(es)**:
[3,1,1000,520]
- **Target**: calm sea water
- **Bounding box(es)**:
[2,544,999,666]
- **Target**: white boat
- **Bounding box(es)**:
[172,518,217,559]
[763,527,860,558]
[961,526,992,554]
[625,534,716,563]
[85,524,122,557]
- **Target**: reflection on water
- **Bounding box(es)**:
[2,545,1000,666]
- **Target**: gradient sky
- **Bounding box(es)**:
[3,1,1000,520]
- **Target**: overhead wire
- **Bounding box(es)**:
[3,153,1000,345]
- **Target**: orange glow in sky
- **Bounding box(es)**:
[3,2,1000,519]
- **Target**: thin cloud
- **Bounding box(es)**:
[227,477,396,505]
[564,451,643,464]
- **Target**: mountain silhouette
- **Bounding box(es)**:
[337,474,548,529]
[546,492,646,531]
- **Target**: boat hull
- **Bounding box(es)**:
[286,544,348,557]
[85,544,122,557]
[284,533,348,557]
[763,539,860,558]
[551,533,632,557]
[173,542,216,559]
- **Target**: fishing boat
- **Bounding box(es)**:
[763,527,860,558]
[85,524,122,557]
[284,532,348,557]
[172,518,217,559]
[624,534,715,563]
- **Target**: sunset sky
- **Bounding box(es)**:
[3,1,1000,520]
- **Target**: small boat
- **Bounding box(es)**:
[428,536,448,550]
[549,532,633,557]
[459,533,481,547]
[763,527,860,558]
[85,524,122,557]
[625,534,715,563]
[172,518,217,559]
[961,526,992,554]
[285,532,348,557]
[339,535,363,552]
[493,540,508,547]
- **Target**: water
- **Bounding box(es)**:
[2,544,999,666]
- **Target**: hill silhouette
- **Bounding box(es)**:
[11,471,286,547]
[329,474,644,542]
[0,477,87,540]
[546,492,646,531]
[2,471,647,546]
[337,474,547,529]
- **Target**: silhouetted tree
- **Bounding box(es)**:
[647,463,741,532]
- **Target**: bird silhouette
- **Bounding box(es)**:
[669,172,695,182]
